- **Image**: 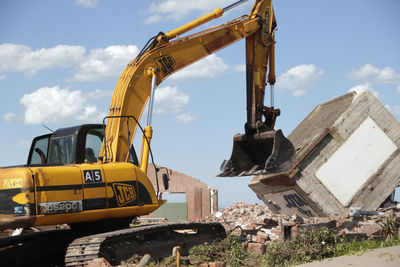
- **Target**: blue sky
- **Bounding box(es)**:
[0,0,399,207]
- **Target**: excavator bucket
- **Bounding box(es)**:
[218,129,295,177]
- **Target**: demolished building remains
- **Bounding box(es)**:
[249,91,400,217]
[147,164,218,221]
[205,201,399,255]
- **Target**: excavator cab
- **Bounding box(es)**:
[27,124,140,166]
[27,124,105,165]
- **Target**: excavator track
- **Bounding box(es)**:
[65,222,226,266]
[0,229,74,266]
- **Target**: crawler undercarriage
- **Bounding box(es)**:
[0,222,226,266]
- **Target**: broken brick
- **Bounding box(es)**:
[247,242,265,255]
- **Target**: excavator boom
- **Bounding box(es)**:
[101,0,294,177]
[101,6,261,164]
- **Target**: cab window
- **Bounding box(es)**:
[48,136,74,164]
[84,128,103,163]
[28,134,50,165]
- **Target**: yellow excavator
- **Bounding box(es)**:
[0,0,294,265]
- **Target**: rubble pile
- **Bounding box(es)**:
[204,201,400,255]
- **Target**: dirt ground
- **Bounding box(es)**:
[295,245,400,267]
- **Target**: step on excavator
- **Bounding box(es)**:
[0,0,294,265]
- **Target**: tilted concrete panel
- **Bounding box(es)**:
[316,117,397,206]
[249,92,400,217]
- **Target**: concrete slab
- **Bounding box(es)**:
[249,92,400,217]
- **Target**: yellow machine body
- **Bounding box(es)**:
[0,0,292,231]
[0,161,162,230]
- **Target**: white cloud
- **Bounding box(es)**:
[0,74,5,80]
[0,44,85,77]
[154,86,189,114]
[20,86,106,125]
[0,44,138,81]
[169,54,228,82]
[348,64,400,84]
[176,113,196,123]
[146,0,233,23]
[348,64,379,81]
[397,85,400,94]
[376,67,400,84]
[277,64,323,97]
[0,43,226,84]
[3,112,16,122]
[392,106,400,115]
[75,0,99,8]
[348,82,379,98]
[233,63,245,72]
[71,45,139,82]
[386,105,400,116]
[86,89,113,100]
[144,14,163,25]
[293,89,306,98]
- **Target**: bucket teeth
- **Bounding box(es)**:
[218,129,295,177]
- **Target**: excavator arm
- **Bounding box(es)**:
[100,0,294,176]
[245,1,278,133]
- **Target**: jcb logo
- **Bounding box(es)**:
[155,55,175,75]
[112,183,137,206]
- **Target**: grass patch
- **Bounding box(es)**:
[263,227,400,266]
[188,235,248,266]
[263,227,338,266]
[131,226,400,266]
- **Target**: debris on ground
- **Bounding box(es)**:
[83,201,400,266]
[204,201,400,254]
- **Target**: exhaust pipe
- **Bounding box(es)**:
[218,129,295,177]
